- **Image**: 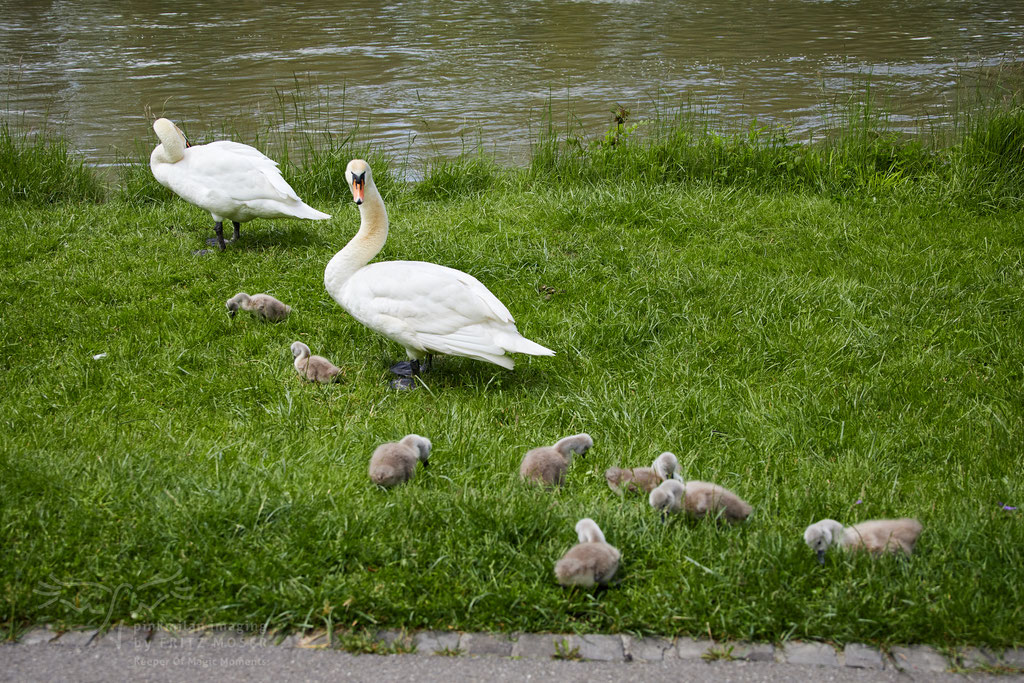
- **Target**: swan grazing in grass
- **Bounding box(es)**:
[606,451,683,494]
[804,518,923,564]
[291,341,343,383]
[369,434,432,488]
[519,433,593,486]
[226,292,291,322]
[554,518,621,588]
[150,118,330,251]
[324,159,554,388]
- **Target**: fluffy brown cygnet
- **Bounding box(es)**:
[226,292,291,322]
[649,479,685,518]
[605,466,661,494]
[554,518,621,588]
[368,434,432,488]
[803,518,923,564]
[681,480,753,523]
[649,478,752,523]
[519,433,593,486]
[290,341,343,383]
[606,451,683,494]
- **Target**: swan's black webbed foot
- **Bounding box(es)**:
[388,359,422,390]
[389,359,422,377]
[389,377,417,390]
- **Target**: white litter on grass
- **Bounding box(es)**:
[92,353,107,360]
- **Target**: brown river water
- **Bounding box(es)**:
[2,0,1023,174]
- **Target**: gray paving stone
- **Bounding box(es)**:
[274,633,302,648]
[18,627,57,646]
[843,643,885,669]
[52,630,98,647]
[413,631,461,655]
[373,629,413,650]
[569,634,624,662]
[1000,648,1024,668]
[730,641,776,662]
[149,628,205,652]
[622,635,673,662]
[200,628,267,650]
[511,633,559,659]
[781,641,839,667]
[459,632,513,657]
[890,645,948,673]
[957,646,995,668]
[91,626,151,650]
[675,637,713,660]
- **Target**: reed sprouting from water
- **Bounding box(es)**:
[0,119,105,205]
[3,76,1023,211]
[526,90,1023,212]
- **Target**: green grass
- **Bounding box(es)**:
[1,99,1023,649]
[0,120,106,205]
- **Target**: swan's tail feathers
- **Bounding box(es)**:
[290,202,332,220]
[510,337,555,357]
[496,330,555,358]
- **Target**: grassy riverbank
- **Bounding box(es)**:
[1,103,1023,648]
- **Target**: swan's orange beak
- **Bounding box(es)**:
[351,178,364,205]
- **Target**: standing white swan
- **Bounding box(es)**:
[325,159,554,385]
[150,118,331,251]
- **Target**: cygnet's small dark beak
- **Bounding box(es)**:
[816,549,826,565]
[228,309,236,319]
[660,512,668,524]
[421,460,429,468]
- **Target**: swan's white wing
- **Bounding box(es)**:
[179,142,301,203]
[339,260,532,364]
[344,260,514,326]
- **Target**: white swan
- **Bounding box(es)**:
[324,159,554,381]
[150,118,330,251]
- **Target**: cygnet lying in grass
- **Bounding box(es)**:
[368,434,432,488]
[290,341,343,383]
[649,478,752,523]
[803,518,923,564]
[519,433,593,486]
[606,451,683,494]
[226,292,291,321]
[554,518,621,588]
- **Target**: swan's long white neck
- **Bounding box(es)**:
[324,179,388,300]
[151,120,186,164]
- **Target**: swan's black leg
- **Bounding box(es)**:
[232,221,241,241]
[205,221,227,251]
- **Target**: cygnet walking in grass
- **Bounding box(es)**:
[606,451,683,494]
[290,341,343,383]
[226,292,291,322]
[519,433,593,486]
[368,434,432,488]
[649,477,752,523]
[554,518,621,588]
[803,518,923,564]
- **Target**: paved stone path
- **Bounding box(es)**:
[3,626,1022,682]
